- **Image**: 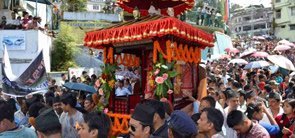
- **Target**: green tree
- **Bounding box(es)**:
[196,0,204,8]
[51,24,77,71]
[65,0,87,12]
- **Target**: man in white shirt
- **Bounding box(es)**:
[115,80,131,96]
[238,90,247,113]
[59,94,84,138]
[60,73,68,86]
[224,90,241,138]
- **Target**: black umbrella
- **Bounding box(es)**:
[26,0,52,5]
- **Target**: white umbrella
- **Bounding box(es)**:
[225,47,239,53]
[115,71,139,79]
[228,59,248,65]
[278,39,295,47]
[240,48,257,58]
[290,72,295,81]
[267,55,295,71]
[274,45,291,51]
[251,51,269,58]
[243,60,272,70]
[254,41,261,44]
[256,36,266,40]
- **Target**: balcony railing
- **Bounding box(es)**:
[63,12,120,22]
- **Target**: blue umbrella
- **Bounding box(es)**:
[243,60,272,70]
[63,82,96,93]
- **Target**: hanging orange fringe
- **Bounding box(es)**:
[108,47,114,64]
[166,40,172,63]
[103,47,107,63]
[107,113,131,136]
[153,40,168,63]
[115,54,140,67]
[103,47,114,64]
[154,40,201,64]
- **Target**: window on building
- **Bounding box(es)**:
[267,23,272,28]
[276,9,281,18]
[235,27,242,32]
[254,23,266,30]
[254,14,264,20]
[291,7,295,16]
[281,25,286,28]
[238,18,241,22]
[93,5,100,10]
[243,25,252,31]
[290,24,295,30]
[276,0,281,3]
[243,16,251,21]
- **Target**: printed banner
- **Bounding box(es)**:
[2,49,48,96]
[1,32,26,50]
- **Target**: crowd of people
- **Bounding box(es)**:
[1,36,295,138]
[0,11,47,31]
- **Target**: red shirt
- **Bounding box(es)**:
[22,18,30,24]
[280,82,287,91]
[274,114,295,138]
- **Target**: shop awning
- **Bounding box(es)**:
[84,16,214,48]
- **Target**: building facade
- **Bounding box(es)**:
[87,0,113,12]
[273,0,295,41]
[229,5,273,37]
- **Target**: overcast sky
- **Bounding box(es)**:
[230,0,271,7]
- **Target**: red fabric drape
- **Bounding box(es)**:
[84,16,214,49]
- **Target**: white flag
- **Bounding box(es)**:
[2,44,17,81]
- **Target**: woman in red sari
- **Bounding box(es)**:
[275,99,295,138]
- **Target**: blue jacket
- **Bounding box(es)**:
[259,122,280,135]
[0,125,37,138]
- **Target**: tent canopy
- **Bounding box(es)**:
[26,0,51,5]
[84,15,214,49]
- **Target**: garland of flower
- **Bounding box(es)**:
[153,40,201,64]
[103,47,114,64]
[93,63,117,112]
[115,54,140,67]
[152,53,178,98]
[107,113,131,135]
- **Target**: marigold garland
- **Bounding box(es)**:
[153,40,201,64]
[115,54,140,67]
[107,113,131,135]
[103,47,114,64]
[95,63,117,111]
[103,47,140,67]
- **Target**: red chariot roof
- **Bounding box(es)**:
[84,16,214,48]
